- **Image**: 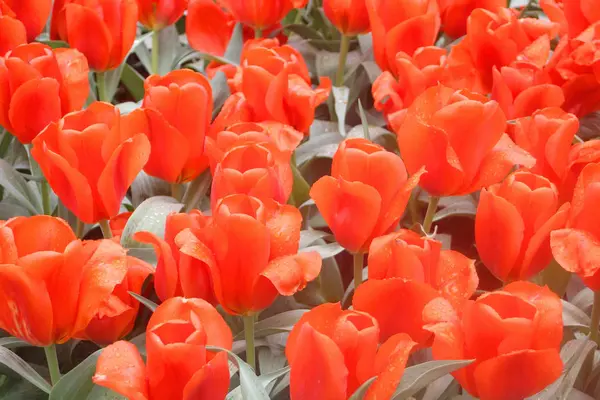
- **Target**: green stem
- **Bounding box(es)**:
[96,72,108,103]
[590,290,600,345]
[75,219,85,239]
[353,253,364,290]
[243,315,256,371]
[99,219,113,239]
[171,183,184,202]
[44,344,61,386]
[152,29,160,75]
[422,196,440,235]
[335,35,351,87]
[255,28,263,39]
[0,130,12,158]
[41,181,51,215]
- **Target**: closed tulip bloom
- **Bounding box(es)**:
[4,0,52,41]
[311,138,424,254]
[438,0,503,38]
[0,2,26,55]
[0,43,89,144]
[128,69,212,183]
[211,142,294,206]
[396,85,535,197]
[138,0,187,30]
[476,172,570,282]
[551,163,600,290]
[424,281,563,400]
[176,194,322,315]
[134,210,217,304]
[353,229,478,345]
[286,302,417,400]
[187,0,235,56]
[366,0,441,75]
[324,0,370,35]
[94,297,233,400]
[513,107,579,185]
[54,0,138,71]
[219,0,308,30]
[31,102,151,224]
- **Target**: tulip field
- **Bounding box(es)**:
[1,0,600,399]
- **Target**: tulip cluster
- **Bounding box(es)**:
[2,0,600,399]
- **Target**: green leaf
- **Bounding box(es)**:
[226,365,291,400]
[224,23,244,65]
[210,71,231,118]
[357,100,370,140]
[157,25,182,75]
[0,203,30,219]
[0,158,41,214]
[0,347,51,394]
[182,169,212,213]
[392,359,475,399]
[299,230,330,248]
[86,385,127,399]
[120,196,183,248]
[130,171,171,207]
[348,376,377,399]
[285,24,324,41]
[333,86,350,137]
[120,64,145,102]
[36,40,69,49]
[234,310,307,340]
[49,349,101,400]
[432,199,477,222]
[562,300,591,329]
[0,337,29,349]
[128,291,158,312]
[0,375,48,400]
[206,346,270,400]
[300,242,344,259]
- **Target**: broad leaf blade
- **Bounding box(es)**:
[0,346,52,394]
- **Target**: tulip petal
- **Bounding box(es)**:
[353,278,439,344]
[93,340,149,400]
[263,200,302,259]
[474,349,562,400]
[186,0,233,56]
[551,228,600,288]
[513,84,565,119]
[183,352,230,400]
[435,249,478,306]
[258,251,321,301]
[5,215,76,256]
[289,323,348,400]
[54,48,90,114]
[134,231,179,301]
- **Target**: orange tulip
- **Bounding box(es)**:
[323,0,370,36]
[372,46,446,131]
[561,0,599,37]
[424,281,563,400]
[137,0,186,30]
[175,194,322,315]
[476,171,570,282]
[230,40,331,133]
[94,297,232,400]
[210,92,254,136]
[187,0,235,56]
[560,139,600,203]
[438,0,504,38]
[0,216,152,346]
[128,69,212,183]
[551,162,600,290]
[31,101,151,224]
[54,0,138,71]
[513,107,579,185]
[109,211,132,237]
[218,0,308,31]
[211,142,294,206]
[446,8,559,92]
[4,0,52,41]
[540,0,567,36]
[352,229,477,344]
[134,210,217,304]
[395,85,535,197]
[0,43,89,144]
[0,2,26,55]
[547,22,600,118]
[311,138,423,253]
[286,303,417,400]
[366,0,440,75]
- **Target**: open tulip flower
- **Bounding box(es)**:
[311,138,424,254]
[0,1,27,55]
[353,229,478,344]
[134,210,217,304]
[93,297,233,400]
[424,281,563,400]
[286,302,417,400]
[176,194,322,316]
[0,43,89,144]
[31,101,151,224]
[396,85,535,197]
[551,162,600,290]
[476,171,570,282]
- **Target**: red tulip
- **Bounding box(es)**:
[31,102,151,224]
[0,43,89,144]
[176,194,322,315]
[323,0,370,36]
[560,139,600,203]
[438,0,504,38]
[310,138,423,253]
[4,0,52,41]
[286,302,417,399]
[395,85,535,197]
[109,211,132,237]
[94,297,232,400]
[218,0,308,31]
[134,210,217,304]
[137,0,187,30]
[476,171,570,282]
[424,281,563,400]
[0,2,26,55]
[54,0,138,71]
